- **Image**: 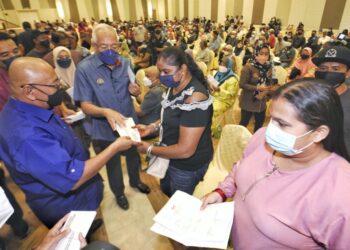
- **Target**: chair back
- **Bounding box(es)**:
[193,125,252,198]
[214,125,252,172]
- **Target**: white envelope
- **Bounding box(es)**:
[114,117,141,142]
[65,111,86,124]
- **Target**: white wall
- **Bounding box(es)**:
[225,0,235,17]
[75,0,91,20]
[198,0,211,19]
[276,0,290,28]
[217,0,227,24]
[339,0,350,31]
[157,0,166,20]
[0,10,20,26]
[38,9,59,21]
[178,0,184,19]
[115,0,126,20]
[262,0,278,24]
[288,0,326,30]
[188,0,194,20]
[167,0,174,19]
[135,0,144,20]
[60,0,71,22]
[242,0,254,26]
[97,0,107,20]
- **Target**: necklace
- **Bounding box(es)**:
[242,151,279,201]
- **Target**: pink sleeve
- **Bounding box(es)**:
[324,216,350,249]
[218,128,266,198]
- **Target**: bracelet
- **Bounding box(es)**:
[150,123,160,133]
[146,144,154,158]
[213,188,227,202]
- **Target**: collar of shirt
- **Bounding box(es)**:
[8,98,54,122]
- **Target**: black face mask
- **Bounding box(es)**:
[1,55,20,70]
[300,54,309,60]
[40,40,50,49]
[315,71,346,88]
[32,86,65,108]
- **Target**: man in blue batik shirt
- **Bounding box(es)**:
[0,57,136,227]
[74,24,150,210]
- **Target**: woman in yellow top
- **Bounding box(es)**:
[209,56,239,138]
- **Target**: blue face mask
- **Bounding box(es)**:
[56,58,72,68]
[98,49,120,65]
[265,121,314,156]
[159,74,180,88]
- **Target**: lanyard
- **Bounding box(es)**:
[159,88,170,143]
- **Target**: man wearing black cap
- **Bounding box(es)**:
[26,29,51,58]
[313,45,350,154]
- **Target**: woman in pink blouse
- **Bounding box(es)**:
[202,78,350,249]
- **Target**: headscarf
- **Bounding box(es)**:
[214,57,237,84]
[292,47,315,77]
[251,44,272,86]
[53,46,76,87]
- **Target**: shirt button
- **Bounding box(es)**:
[71,169,76,173]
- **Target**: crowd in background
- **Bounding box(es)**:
[1,13,350,249]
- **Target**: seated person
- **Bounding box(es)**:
[288,47,315,80]
[279,45,296,68]
[208,56,239,138]
[0,57,136,228]
[195,40,210,66]
[42,31,82,67]
[135,66,165,127]
[133,44,151,73]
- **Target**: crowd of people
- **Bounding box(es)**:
[0,13,350,249]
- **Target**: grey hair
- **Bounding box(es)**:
[91,23,117,44]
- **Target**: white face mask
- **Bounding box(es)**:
[218,65,228,73]
[265,121,314,156]
[143,76,153,87]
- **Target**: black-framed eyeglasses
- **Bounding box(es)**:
[20,78,67,90]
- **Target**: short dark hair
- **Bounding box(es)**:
[22,21,31,30]
[51,31,69,45]
[272,78,349,161]
[0,32,11,41]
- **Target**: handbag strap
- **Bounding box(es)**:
[159,88,171,143]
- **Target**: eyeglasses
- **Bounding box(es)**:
[20,78,67,90]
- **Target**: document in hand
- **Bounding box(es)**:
[128,66,136,84]
[65,110,86,124]
[55,211,96,250]
[114,117,141,142]
[0,187,14,228]
[151,191,234,249]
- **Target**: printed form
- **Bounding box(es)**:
[151,191,234,249]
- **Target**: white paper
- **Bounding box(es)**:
[151,191,234,249]
[128,66,136,84]
[65,110,86,124]
[0,187,14,228]
[66,87,74,99]
[55,211,96,250]
[208,75,219,87]
[114,117,141,142]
